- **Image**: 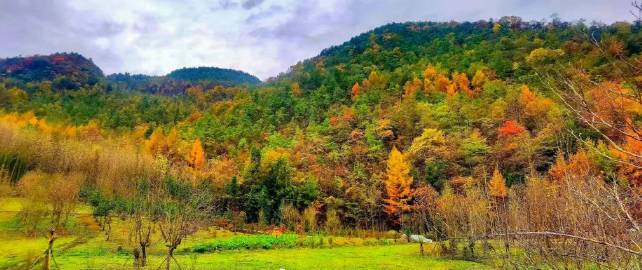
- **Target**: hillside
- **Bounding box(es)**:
[168,67,261,84]
[107,67,260,95]
[1,16,642,269]
[0,53,260,95]
[0,52,104,90]
[277,19,632,92]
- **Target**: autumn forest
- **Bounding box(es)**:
[2,6,642,270]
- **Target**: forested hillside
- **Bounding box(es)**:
[108,67,260,95]
[0,53,259,95]
[2,16,642,269]
[0,52,104,90]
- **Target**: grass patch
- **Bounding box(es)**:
[194,234,300,252]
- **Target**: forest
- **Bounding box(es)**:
[1,10,642,270]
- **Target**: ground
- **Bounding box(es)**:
[0,197,491,270]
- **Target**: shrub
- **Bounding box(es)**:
[193,234,299,253]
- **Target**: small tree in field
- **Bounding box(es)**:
[131,199,156,267]
[159,203,195,270]
[19,171,81,230]
[158,177,214,270]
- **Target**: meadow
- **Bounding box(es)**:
[0,197,490,270]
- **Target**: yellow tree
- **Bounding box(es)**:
[145,128,166,155]
[189,139,206,171]
[493,23,501,33]
[290,82,302,97]
[489,168,508,198]
[471,70,486,92]
[384,146,414,226]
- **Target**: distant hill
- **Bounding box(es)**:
[0,52,104,90]
[0,53,260,94]
[107,67,260,95]
[167,67,261,85]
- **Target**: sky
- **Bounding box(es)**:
[0,0,633,80]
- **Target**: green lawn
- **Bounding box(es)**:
[47,244,490,270]
[0,197,491,270]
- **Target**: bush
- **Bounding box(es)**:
[193,234,299,253]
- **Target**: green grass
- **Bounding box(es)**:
[0,197,492,270]
[48,244,490,270]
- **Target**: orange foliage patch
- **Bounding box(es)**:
[498,120,525,138]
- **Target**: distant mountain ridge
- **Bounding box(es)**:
[0,53,261,94]
[167,67,261,85]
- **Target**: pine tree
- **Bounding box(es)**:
[489,168,508,198]
[189,139,206,171]
[384,146,414,225]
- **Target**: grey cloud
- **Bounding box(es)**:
[133,16,162,33]
[242,0,265,10]
[245,5,284,23]
[215,0,239,10]
[0,0,124,73]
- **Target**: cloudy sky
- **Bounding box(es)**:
[0,0,633,80]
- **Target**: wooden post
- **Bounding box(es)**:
[420,241,424,256]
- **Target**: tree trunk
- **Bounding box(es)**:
[105,216,112,241]
[44,230,56,270]
[141,245,147,266]
[44,248,51,270]
[166,248,174,270]
[133,248,140,267]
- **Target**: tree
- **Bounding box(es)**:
[498,120,525,138]
[19,171,81,229]
[159,203,194,270]
[525,48,565,65]
[7,87,28,104]
[157,178,212,270]
[260,158,295,224]
[453,72,473,97]
[383,146,414,227]
[410,183,439,234]
[130,194,157,267]
[189,139,206,171]
[351,82,361,100]
[290,82,302,97]
[493,23,501,33]
[489,168,507,198]
[471,70,486,92]
[0,83,7,107]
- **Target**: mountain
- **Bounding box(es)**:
[107,67,260,95]
[167,67,261,85]
[275,19,637,93]
[0,52,104,90]
[0,53,260,95]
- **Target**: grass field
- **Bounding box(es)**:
[0,197,491,270]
